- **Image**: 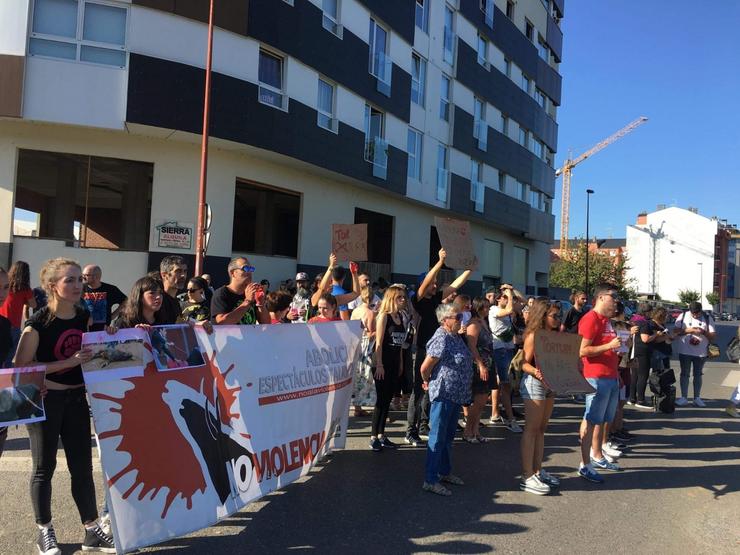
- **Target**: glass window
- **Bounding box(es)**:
[521,74,531,94]
[436,144,448,202]
[33,0,78,38]
[483,239,503,278]
[364,104,387,173]
[506,0,515,19]
[505,58,512,78]
[369,19,390,84]
[317,78,336,131]
[470,160,484,211]
[512,246,529,288]
[439,75,451,121]
[407,128,423,180]
[477,34,488,66]
[258,49,285,109]
[534,88,545,108]
[525,20,534,41]
[443,6,454,64]
[502,116,509,135]
[322,0,341,35]
[519,127,527,147]
[537,37,549,62]
[411,53,426,107]
[83,2,126,45]
[520,182,528,201]
[498,172,506,191]
[415,0,429,33]
[480,0,494,27]
[533,139,544,159]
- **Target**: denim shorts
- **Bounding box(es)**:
[520,373,552,401]
[493,348,514,384]
[584,377,619,424]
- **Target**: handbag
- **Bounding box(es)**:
[707,343,721,359]
[727,337,740,363]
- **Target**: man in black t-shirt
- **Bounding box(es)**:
[81,265,127,332]
[157,256,188,325]
[406,248,474,444]
[211,257,270,325]
[561,290,589,334]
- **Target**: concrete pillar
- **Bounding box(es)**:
[45,158,76,241]
[121,162,151,250]
[0,141,16,267]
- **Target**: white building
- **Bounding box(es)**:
[626,207,717,307]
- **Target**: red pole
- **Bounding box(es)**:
[195,0,215,277]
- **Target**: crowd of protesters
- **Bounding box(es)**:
[0,251,736,554]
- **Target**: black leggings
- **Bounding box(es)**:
[372,348,400,436]
[629,354,651,403]
[27,388,98,525]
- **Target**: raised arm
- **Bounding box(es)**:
[418,248,446,299]
[311,253,338,307]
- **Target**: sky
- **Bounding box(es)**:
[555,0,740,240]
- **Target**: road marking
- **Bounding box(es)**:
[720,369,740,388]
[0,456,102,472]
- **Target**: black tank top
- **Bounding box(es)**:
[26,306,89,386]
[383,313,406,351]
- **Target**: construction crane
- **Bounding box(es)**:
[557,116,648,251]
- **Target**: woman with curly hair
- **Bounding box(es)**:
[0,260,37,365]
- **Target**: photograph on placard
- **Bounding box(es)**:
[82,328,148,376]
[148,324,205,371]
[0,366,46,427]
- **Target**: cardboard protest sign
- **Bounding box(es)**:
[331,224,367,261]
[85,321,362,554]
[533,330,595,395]
[433,217,477,270]
[0,366,46,427]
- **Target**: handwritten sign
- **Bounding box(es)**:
[331,224,367,261]
[433,217,477,270]
[533,330,595,395]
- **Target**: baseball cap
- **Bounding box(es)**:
[295,272,309,281]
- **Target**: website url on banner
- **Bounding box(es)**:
[258,377,352,406]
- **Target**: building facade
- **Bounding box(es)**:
[0,0,563,294]
[714,223,740,315]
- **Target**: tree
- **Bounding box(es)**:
[705,291,720,309]
[677,289,700,306]
[549,241,637,299]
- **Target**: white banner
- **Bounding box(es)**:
[85,322,362,554]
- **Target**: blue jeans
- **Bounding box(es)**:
[424,399,460,484]
[678,354,705,398]
[493,348,514,383]
[584,378,619,424]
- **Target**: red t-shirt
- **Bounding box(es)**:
[0,288,33,328]
[578,310,619,379]
[308,316,341,324]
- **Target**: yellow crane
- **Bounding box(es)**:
[557,116,648,251]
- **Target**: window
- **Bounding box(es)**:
[540,0,549,10]
[415,0,429,33]
[369,19,391,89]
[322,0,341,36]
[470,160,484,212]
[480,0,493,28]
[498,172,506,191]
[530,189,544,210]
[443,6,455,64]
[544,197,552,214]
[525,20,534,41]
[502,116,509,135]
[317,78,337,132]
[407,128,423,181]
[521,74,531,94]
[258,49,286,109]
[532,138,544,159]
[364,104,388,178]
[233,181,300,257]
[439,75,451,121]
[519,126,528,147]
[506,0,515,19]
[512,246,529,288]
[537,37,549,62]
[534,88,545,108]
[29,0,128,68]
[436,144,449,201]
[473,97,487,151]
[520,181,528,201]
[505,58,512,78]
[477,34,488,66]
[411,53,427,107]
[483,239,503,279]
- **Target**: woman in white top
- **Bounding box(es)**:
[488,285,522,433]
[672,301,716,407]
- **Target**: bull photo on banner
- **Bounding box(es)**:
[84,321,362,554]
[0,366,46,427]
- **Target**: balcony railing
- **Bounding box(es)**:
[370,50,392,96]
[471,180,484,213]
[443,28,455,64]
[436,168,449,202]
[364,136,388,179]
[474,119,488,151]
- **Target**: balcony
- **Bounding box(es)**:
[364,136,388,179]
[470,180,485,213]
[370,50,392,96]
[436,168,449,202]
[474,119,488,151]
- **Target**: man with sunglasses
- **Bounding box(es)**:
[577,284,624,482]
[211,257,270,325]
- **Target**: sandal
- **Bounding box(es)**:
[439,474,465,486]
[476,435,491,443]
[422,482,452,496]
[462,436,479,444]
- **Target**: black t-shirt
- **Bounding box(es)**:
[412,291,443,348]
[210,286,258,325]
[82,282,127,331]
[633,320,659,356]
[26,306,89,386]
[156,292,182,325]
[563,306,588,334]
[0,314,12,363]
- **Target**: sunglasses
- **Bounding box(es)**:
[241,265,256,273]
[446,313,464,322]
[187,288,203,294]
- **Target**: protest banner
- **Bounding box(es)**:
[331,224,367,261]
[533,330,595,395]
[85,321,362,554]
[0,366,46,427]
[433,217,477,270]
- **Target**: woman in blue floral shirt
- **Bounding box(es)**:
[419,303,473,496]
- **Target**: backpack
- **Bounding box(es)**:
[652,385,676,414]
[649,367,676,414]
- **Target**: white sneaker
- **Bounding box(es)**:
[675,397,689,407]
[520,473,551,495]
[592,448,617,464]
[505,419,523,433]
[601,443,622,459]
[692,397,706,407]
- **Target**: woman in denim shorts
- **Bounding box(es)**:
[519,298,561,495]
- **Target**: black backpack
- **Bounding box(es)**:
[649,367,676,414]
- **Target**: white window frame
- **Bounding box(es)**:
[321,0,343,38]
[364,103,387,167]
[440,75,451,121]
[436,144,449,202]
[411,52,427,107]
[521,74,531,95]
[519,126,528,147]
[473,97,487,151]
[470,159,484,212]
[317,77,338,133]
[537,36,549,62]
[415,0,429,34]
[407,127,423,181]
[480,0,494,28]
[258,48,288,111]
[498,172,506,191]
[534,88,545,108]
[369,18,391,85]
[477,34,489,68]
[443,5,455,65]
[28,0,129,69]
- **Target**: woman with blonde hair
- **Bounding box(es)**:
[14,258,115,554]
[369,285,408,451]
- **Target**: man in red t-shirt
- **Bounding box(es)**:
[577,284,623,483]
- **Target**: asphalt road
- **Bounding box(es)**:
[1,324,738,554]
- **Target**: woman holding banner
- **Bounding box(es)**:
[14,258,115,554]
[114,276,164,329]
[519,298,561,496]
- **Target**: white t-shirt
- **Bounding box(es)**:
[348,293,381,311]
[674,311,715,357]
[489,306,515,350]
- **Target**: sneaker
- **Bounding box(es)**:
[380,436,398,449]
[422,481,452,496]
[578,464,604,483]
[634,401,652,409]
[475,435,492,443]
[419,425,430,439]
[405,433,425,446]
[439,474,465,485]
[456,421,464,431]
[591,457,622,472]
[369,437,383,451]
[462,435,480,444]
[601,443,622,459]
[726,406,739,418]
[505,419,523,433]
[692,397,706,408]
[37,526,61,555]
[612,429,633,442]
[675,397,689,407]
[82,523,116,553]
[489,415,505,425]
[606,438,627,451]
[625,400,635,406]
[539,469,560,487]
[592,449,618,464]
[99,513,111,536]
[520,473,551,495]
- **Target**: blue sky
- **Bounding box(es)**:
[555,0,740,240]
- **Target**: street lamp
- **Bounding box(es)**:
[585,189,594,297]
[697,262,703,308]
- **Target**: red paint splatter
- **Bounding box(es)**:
[94,346,241,518]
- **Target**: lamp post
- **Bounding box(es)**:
[585,189,594,297]
[697,262,703,308]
